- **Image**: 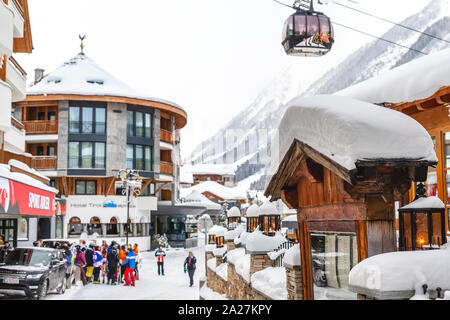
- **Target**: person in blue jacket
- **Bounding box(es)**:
[92,246,103,284]
[123,248,136,287]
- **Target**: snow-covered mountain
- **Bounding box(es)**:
[188,0,450,191]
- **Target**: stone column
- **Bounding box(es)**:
[226,240,236,252]
[285,264,303,300]
[101,224,107,237]
[215,255,223,267]
[119,224,124,237]
[248,250,275,278]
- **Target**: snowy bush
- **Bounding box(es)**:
[153,233,170,248]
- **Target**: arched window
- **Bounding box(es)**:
[88,216,102,235]
[107,217,119,236]
[69,217,82,237]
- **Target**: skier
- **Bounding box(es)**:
[63,245,73,286]
[74,245,87,286]
[155,245,166,276]
[106,243,120,285]
[123,247,136,287]
[133,243,139,280]
[118,245,127,283]
[183,251,197,287]
[101,241,108,284]
[84,244,94,283]
[92,246,103,284]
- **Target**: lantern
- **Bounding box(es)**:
[398,183,447,251]
[216,235,225,248]
[227,206,241,230]
[246,204,260,233]
[259,202,281,236]
[208,234,216,245]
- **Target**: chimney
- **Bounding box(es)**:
[34,68,44,84]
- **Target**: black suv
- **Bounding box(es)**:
[0,247,67,300]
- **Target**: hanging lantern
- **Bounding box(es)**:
[246,204,260,233]
[208,234,216,245]
[227,206,241,230]
[259,202,281,236]
[216,235,225,248]
[398,183,447,251]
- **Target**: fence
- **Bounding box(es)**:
[274,240,295,267]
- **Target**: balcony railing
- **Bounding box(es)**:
[31,156,57,170]
[23,120,58,134]
[160,129,173,144]
[11,116,24,130]
[160,161,173,175]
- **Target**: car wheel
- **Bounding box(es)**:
[37,279,48,300]
[57,276,66,294]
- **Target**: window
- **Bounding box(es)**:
[55,216,63,239]
[75,180,97,195]
[38,112,45,121]
[68,142,105,169]
[127,109,152,138]
[126,144,152,171]
[139,183,155,196]
[68,217,82,237]
[69,106,106,134]
[17,218,28,241]
[88,216,102,236]
[47,145,55,156]
[107,217,119,236]
[48,112,56,121]
[37,146,44,156]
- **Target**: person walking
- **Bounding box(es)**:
[106,244,120,285]
[118,245,127,283]
[183,251,197,287]
[74,245,87,286]
[133,243,139,280]
[84,244,94,283]
[101,241,108,284]
[155,246,166,276]
[62,245,73,286]
[123,248,136,287]
[0,241,14,263]
[92,246,103,284]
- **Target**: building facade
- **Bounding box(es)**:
[14,52,187,250]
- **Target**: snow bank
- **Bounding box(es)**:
[205,244,216,252]
[246,204,260,217]
[216,263,228,281]
[260,201,280,216]
[349,245,450,299]
[251,267,287,300]
[283,244,301,267]
[207,257,216,272]
[337,47,450,104]
[400,196,445,210]
[227,206,241,218]
[246,230,286,253]
[213,245,227,257]
[225,224,245,241]
[269,95,437,174]
[200,283,227,300]
[226,248,246,265]
[235,254,251,283]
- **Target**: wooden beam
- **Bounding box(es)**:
[355,221,368,262]
[105,177,116,196]
[134,178,154,198]
[298,219,314,300]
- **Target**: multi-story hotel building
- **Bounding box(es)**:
[13,49,187,250]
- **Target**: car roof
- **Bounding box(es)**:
[16,247,58,252]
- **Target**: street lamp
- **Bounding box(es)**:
[259,202,281,236]
[118,169,143,248]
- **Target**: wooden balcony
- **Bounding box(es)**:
[23,120,58,134]
[160,129,173,144]
[30,156,57,170]
[160,161,173,175]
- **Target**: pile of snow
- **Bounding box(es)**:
[246,230,286,253]
[207,257,217,272]
[180,190,221,210]
[180,181,247,201]
[0,164,58,194]
[246,204,260,217]
[213,245,227,257]
[260,201,280,216]
[251,267,288,300]
[400,196,445,210]
[268,95,437,175]
[216,263,228,281]
[226,248,246,265]
[235,254,251,283]
[200,283,227,300]
[337,47,450,105]
[227,206,241,218]
[267,249,286,261]
[205,244,216,252]
[283,244,301,267]
[349,244,450,299]
[182,163,236,176]
[225,224,245,241]
[239,231,251,246]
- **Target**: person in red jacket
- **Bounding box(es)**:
[155,246,166,276]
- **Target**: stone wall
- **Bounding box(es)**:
[226,241,236,252]
[206,266,227,296]
[216,256,223,267]
[57,101,69,176]
[106,102,127,176]
[249,253,275,278]
[285,264,303,300]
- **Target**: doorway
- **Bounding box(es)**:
[37,218,51,240]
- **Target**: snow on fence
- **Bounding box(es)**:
[268,240,295,267]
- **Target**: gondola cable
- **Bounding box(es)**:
[330,1,450,44]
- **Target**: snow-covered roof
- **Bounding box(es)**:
[27,53,185,114]
[0,164,58,194]
[227,206,241,218]
[337,47,450,105]
[245,204,260,217]
[400,196,445,210]
[182,163,236,176]
[180,181,247,201]
[260,202,280,216]
[180,170,194,184]
[207,225,227,237]
[180,190,221,210]
[269,95,437,173]
[8,159,50,182]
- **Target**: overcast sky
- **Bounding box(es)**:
[17,0,432,158]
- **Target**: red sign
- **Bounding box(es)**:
[0,177,56,217]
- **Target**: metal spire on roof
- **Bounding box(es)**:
[79,34,87,55]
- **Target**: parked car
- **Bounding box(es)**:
[40,239,73,249]
[41,239,76,289]
[0,247,67,300]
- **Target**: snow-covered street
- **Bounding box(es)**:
[45,247,205,300]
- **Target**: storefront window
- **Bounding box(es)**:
[107,217,119,236]
[17,218,28,241]
[55,216,63,239]
[68,217,82,238]
[311,232,358,300]
[88,217,102,236]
